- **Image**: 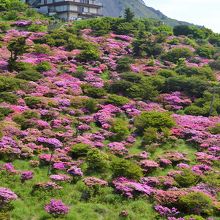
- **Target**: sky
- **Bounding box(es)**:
[144,0,220,33]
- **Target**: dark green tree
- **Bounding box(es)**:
[124,8,134,22]
[7,37,28,71]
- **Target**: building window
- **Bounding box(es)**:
[55,5,68,12]
[80,0,89,4]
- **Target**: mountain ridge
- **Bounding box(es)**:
[99,0,191,26]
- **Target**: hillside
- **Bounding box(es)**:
[100,0,191,26]
[0,1,220,220]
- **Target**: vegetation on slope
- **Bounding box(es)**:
[0,3,220,220]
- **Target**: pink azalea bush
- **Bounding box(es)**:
[45,199,69,217]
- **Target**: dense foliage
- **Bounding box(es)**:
[0,3,219,220]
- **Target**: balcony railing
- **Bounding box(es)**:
[39,0,102,7]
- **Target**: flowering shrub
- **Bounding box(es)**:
[154,189,187,206]
[67,166,83,177]
[20,171,33,182]
[45,199,69,217]
[112,177,153,198]
[37,137,63,149]
[159,91,191,110]
[154,205,180,217]
[83,177,108,187]
[0,9,219,220]
[0,187,17,204]
[50,174,71,182]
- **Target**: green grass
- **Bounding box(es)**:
[0,160,159,220]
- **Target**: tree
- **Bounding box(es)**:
[7,37,28,71]
[124,8,134,22]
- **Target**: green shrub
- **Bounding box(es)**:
[0,0,28,12]
[134,111,175,134]
[66,36,92,51]
[0,92,18,104]
[22,110,40,119]
[107,80,132,94]
[185,92,220,116]
[116,57,133,72]
[111,157,143,180]
[13,115,31,130]
[82,85,106,98]
[0,22,10,32]
[24,97,42,108]
[2,10,19,21]
[110,118,129,141]
[86,148,109,172]
[84,98,98,113]
[70,96,88,108]
[11,62,33,72]
[35,61,52,72]
[209,34,220,47]
[13,110,39,130]
[175,169,200,187]
[16,70,42,81]
[70,143,91,158]
[203,172,220,188]
[184,105,207,116]
[120,72,142,83]
[179,192,213,215]
[173,25,211,39]
[73,66,86,80]
[76,47,100,62]
[0,107,13,120]
[157,69,177,78]
[176,66,215,80]
[106,94,129,106]
[196,45,215,58]
[113,22,137,35]
[141,127,158,145]
[146,43,163,57]
[209,60,220,70]
[209,123,220,134]
[162,47,193,63]
[0,76,26,92]
[126,79,158,100]
[184,215,205,220]
[164,76,209,98]
[27,24,47,32]
[33,44,51,55]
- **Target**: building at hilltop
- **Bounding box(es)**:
[24,0,103,21]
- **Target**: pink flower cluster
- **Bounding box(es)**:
[45,199,69,217]
[112,177,153,198]
[160,91,192,110]
[0,187,18,203]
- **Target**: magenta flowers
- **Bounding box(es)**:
[45,199,69,217]
[0,187,18,204]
